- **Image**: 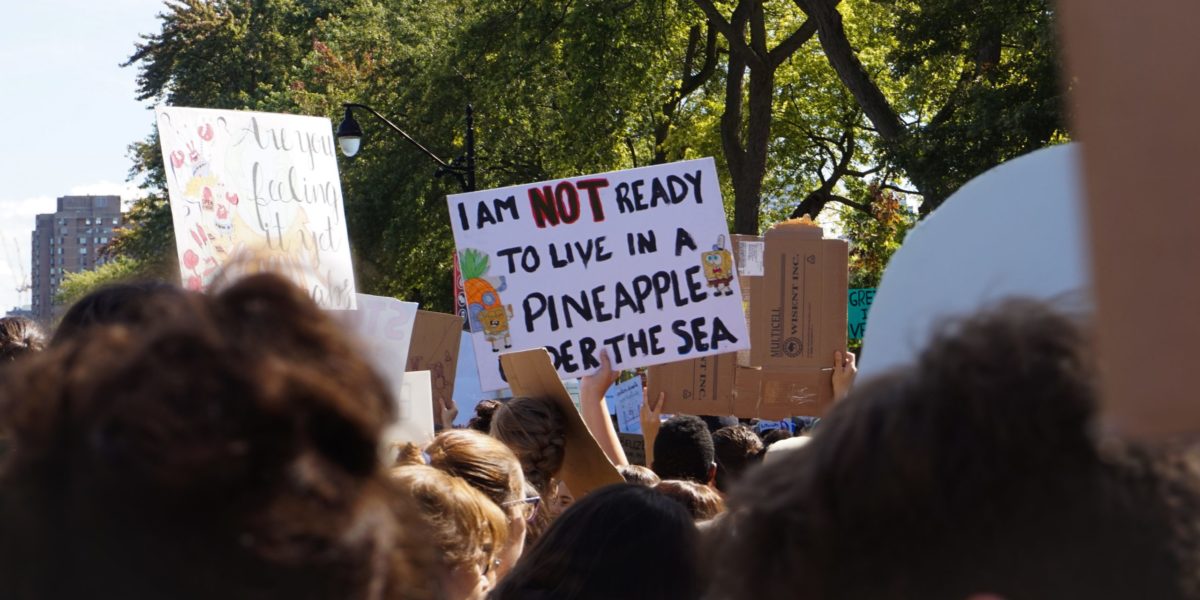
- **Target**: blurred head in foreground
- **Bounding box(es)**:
[0,274,434,600]
[709,299,1200,600]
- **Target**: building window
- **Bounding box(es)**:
[79,248,88,255]
[112,217,120,225]
[101,237,108,243]
[85,218,92,225]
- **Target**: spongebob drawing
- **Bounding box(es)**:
[479,305,514,352]
[701,234,735,296]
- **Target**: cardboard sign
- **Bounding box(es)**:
[848,287,875,340]
[448,158,750,391]
[391,370,434,444]
[618,433,646,467]
[500,349,624,498]
[606,376,645,434]
[648,352,737,417]
[406,311,465,418]
[155,106,356,308]
[1059,2,1200,438]
[857,145,1088,381]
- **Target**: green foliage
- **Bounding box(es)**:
[837,184,916,288]
[113,0,1066,311]
[55,257,147,308]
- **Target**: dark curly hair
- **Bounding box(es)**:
[707,299,1200,600]
[651,415,714,484]
[711,424,763,492]
[0,274,435,600]
[468,398,502,434]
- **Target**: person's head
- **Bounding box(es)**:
[760,427,793,449]
[491,484,700,600]
[51,279,196,346]
[708,299,1200,599]
[711,425,763,493]
[700,415,738,434]
[422,429,532,577]
[652,415,715,484]
[619,464,661,487]
[0,317,44,362]
[489,396,567,498]
[655,479,726,521]
[390,465,508,600]
[468,399,502,433]
[0,273,434,599]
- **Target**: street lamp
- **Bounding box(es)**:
[335,103,476,192]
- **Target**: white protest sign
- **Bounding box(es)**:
[858,144,1089,380]
[449,158,750,391]
[450,331,510,427]
[607,376,644,434]
[392,370,435,444]
[334,293,420,436]
[156,106,356,309]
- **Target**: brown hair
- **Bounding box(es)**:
[422,430,525,515]
[654,480,725,521]
[711,424,763,493]
[468,399,502,433]
[0,274,434,599]
[389,465,508,570]
[619,464,661,487]
[489,396,567,498]
[0,317,44,362]
[708,299,1200,599]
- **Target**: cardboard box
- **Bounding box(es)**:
[732,366,833,419]
[732,234,764,368]
[647,352,737,417]
[736,218,847,418]
[406,310,465,417]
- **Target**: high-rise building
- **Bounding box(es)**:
[30,195,123,320]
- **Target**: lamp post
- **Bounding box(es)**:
[335,102,477,331]
[335,103,476,192]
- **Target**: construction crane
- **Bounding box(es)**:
[0,232,31,307]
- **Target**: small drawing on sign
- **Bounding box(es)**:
[702,235,735,296]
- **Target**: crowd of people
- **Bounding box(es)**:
[1,274,1198,599]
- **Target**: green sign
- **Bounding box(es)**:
[848,287,876,340]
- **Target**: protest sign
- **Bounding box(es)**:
[448,158,750,391]
[606,376,644,434]
[390,370,434,444]
[406,311,465,420]
[334,292,419,410]
[848,287,875,340]
[648,352,737,417]
[500,349,623,498]
[857,145,1088,380]
[155,106,355,308]
[618,433,646,466]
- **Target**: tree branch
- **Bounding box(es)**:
[693,0,761,66]
[794,0,904,140]
[879,183,922,195]
[769,19,818,68]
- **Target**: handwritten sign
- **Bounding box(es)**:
[607,376,645,434]
[156,106,356,308]
[848,287,875,340]
[448,158,750,391]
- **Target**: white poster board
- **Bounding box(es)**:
[448,158,750,391]
[334,293,420,439]
[607,376,645,434]
[393,370,435,444]
[156,105,356,309]
[858,144,1089,379]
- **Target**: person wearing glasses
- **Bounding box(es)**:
[417,430,537,578]
[390,465,509,600]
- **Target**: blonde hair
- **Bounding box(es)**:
[389,465,508,570]
[424,430,524,511]
[489,396,566,498]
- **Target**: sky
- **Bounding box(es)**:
[0,0,166,313]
